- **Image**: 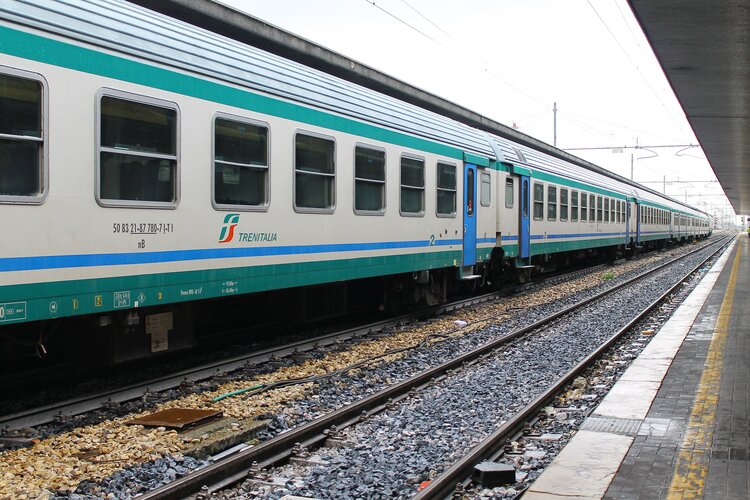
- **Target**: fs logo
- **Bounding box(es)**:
[219,214,240,243]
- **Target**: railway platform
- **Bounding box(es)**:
[524,233,749,499]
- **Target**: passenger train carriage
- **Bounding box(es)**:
[0,0,710,364]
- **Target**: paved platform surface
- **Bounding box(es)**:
[524,234,748,499]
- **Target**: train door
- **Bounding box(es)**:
[463,163,477,266]
[519,175,531,259]
[635,201,641,244]
[624,199,630,244]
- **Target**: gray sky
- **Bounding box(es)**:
[219,0,734,222]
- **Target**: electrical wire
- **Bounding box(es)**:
[586,0,689,136]
[398,0,455,41]
[360,0,551,110]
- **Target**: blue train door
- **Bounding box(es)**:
[519,175,531,258]
[624,199,630,244]
[635,202,641,244]
[463,164,477,266]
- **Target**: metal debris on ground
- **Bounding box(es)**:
[126,408,223,430]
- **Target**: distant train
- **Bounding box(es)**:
[0,0,710,364]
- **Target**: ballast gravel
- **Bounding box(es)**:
[0,240,721,499]
[217,242,724,499]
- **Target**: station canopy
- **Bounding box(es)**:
[628,1,750,214]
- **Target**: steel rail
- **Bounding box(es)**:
[414,236,734,499]
[0,284,509,430]
[139,235,729,499]
[0,247,633,430]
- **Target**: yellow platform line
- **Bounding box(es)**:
[667,242,742,499]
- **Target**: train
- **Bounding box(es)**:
[0,0,710,365]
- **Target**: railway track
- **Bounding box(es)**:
[135,235,732,499]
[0,258,607,433]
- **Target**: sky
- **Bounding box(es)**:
[219,0,735,224]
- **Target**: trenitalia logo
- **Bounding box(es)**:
[218,214,240,243]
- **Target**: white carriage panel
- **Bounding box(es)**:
[497,173,519,245]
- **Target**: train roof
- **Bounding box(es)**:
[3,0,708,218]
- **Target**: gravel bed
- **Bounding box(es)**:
[0,239,723,499]
[214,241,725,499]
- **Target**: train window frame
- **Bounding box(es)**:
[615,200,620,223]
[597,196,603,222]
[436,161,457,217]
[96,89,180,209]
[571,190,578,222]
[533,182,544,221]
[560,188,568,221]
[503,176,513,208]
[580,191,587,222]
[604,198,609,223]
[212,112,270,212]
[0,67,48,205]
[293,130,336,214]
[399,154,425,217]
[481,171,492,207]
[505,175,516,208]
[589,194,596,222]
[547,185,557,221]
[353,143,386,216]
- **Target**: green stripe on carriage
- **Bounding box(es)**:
[0,25,462,160]
[0,250,461,323]
[464,152,490,167]
[500,244,519,257]
[530,237,626,255]
[510,165,532,177]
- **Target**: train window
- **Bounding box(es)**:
[580,192,587,221]
[622,202,626,223]
[533,183,544,220]
[354,145,386,214]
[466,168,475,216]
[294,132,336,212]
[503,176,513,208]
[589,194,595,222]
[615,201,620,223]
[400,155,424,215]
[597,196,603,222]
[436,162,457,216]
[560,188,568,221]
[481,172,492,207]
[547,185,557,220]
[571,190,578,222]
[98,92,178,207]
[213,116,269,210]
[604,198,609,223]
[0,69,47,203]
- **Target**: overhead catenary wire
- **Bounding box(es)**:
[360,0,551,111]
[562,108,694,145]
[586,0,689,137]
[398,0,455,41]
